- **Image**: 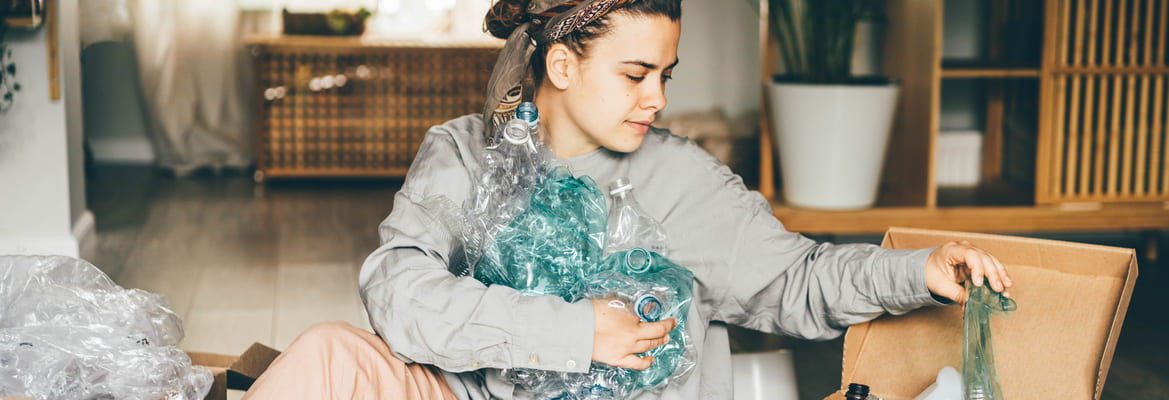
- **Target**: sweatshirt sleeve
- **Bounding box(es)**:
[663,140,945,341]
[358,123,594,373]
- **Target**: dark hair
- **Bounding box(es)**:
[484,0,682,84]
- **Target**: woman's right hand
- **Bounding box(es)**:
[590,298,676,370]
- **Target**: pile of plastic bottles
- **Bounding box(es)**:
[454,103,696,399]
[0,255,212,400]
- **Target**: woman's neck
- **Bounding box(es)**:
[533,94,600,159]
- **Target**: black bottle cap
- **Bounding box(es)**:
[847,383,870,396]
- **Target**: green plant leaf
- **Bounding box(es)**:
[6,63,14,75]
[13,83,19,91]
[766,0,885,84]
[4,92,12,101]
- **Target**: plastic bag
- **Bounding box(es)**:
[0,255,212,400]
[962,281,1017,400]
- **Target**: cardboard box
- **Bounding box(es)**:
[188,342,282,400]
[824,227,1138,400]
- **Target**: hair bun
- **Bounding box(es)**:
[485,0,534,39]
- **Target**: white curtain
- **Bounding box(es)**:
[128,0,254,175]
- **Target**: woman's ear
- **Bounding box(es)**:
[545,43,575,90]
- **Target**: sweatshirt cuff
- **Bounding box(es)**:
[878,247,948,314]
[511,295,594,373]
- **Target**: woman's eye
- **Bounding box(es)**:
[661,75,673,83]
[626,75,646,82]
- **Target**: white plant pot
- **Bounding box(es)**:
[769,82,900,210]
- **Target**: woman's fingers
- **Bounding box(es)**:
[637,318,676,340]
[618,355,655,371]
[634,333,670,353]
[952,243,1012,296]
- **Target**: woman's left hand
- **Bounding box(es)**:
[924,241,1013,305]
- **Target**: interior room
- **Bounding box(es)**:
[1,0,1167,399]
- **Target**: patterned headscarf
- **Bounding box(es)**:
[481,0,637,143]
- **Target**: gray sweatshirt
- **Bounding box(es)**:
[358,115,943,399]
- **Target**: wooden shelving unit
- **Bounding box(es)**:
[758,0,1169,235]
[248,35,502,181]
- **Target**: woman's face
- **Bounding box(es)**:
[559,13,681,155]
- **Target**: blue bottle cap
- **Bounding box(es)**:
[517,102,539,128]
[635,293,663,322]
[625,247,652,272]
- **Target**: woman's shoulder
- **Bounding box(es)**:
[427,114,486,148]
[413,114,489,170]
[640,125,722,168]
[397,114,485,198]
[637,125,770,213]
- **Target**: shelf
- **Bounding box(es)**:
[937,179,1034,208]
[769,200,1169,235]
[4,16,43,30]
[941,68,1040,78]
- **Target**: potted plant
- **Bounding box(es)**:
[766,0,898,210]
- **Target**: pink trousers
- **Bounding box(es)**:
[242,321,459,400]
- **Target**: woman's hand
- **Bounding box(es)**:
[590,298,675,370]
[925,241,1014,305]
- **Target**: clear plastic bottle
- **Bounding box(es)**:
[463,118,550,277]
[961,282,1016,400]
[515,101,556,175]
[605,178,668,256]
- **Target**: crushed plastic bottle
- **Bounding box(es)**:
[462,117,555,277]
[605,178,668,256]
[575,248,695,390]
[962,281,1017,400]
[473,166,608,299]
[0,255,212,400]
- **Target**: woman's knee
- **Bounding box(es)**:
[289,321,365,349]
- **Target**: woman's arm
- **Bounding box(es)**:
[358,126,594,374]
[662,141,977,341]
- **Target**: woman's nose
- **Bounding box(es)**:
[640,80,667,112]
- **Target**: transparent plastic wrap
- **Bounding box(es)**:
[472,165,608,299]
[962,281,1017,400]
[0,255,212,400]
[0,325,213,400]
[462,117,556,276]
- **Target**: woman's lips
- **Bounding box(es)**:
[625,121,651,134]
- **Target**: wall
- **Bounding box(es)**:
[0,0,87,256]
[664,0,760,123]
[82,41,154,163]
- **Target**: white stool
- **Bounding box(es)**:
[731,349,799,400]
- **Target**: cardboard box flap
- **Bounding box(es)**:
[226,342,282,391]
[187,351,237,400]
[828,228,1137,400]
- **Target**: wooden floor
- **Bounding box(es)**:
[82,164,1169,399]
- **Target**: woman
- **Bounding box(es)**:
[243,0,1013,398]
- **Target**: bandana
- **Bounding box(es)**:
[481,0,637,143]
